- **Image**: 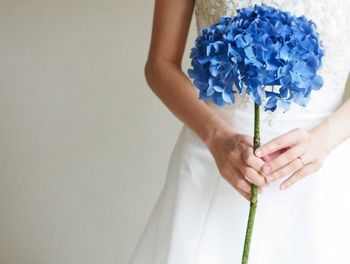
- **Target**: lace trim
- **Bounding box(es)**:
[194,0,350,128]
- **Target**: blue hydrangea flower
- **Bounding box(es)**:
[187,4,324,112]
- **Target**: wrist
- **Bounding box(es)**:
[202,113,235,150]
[309,117,334,158]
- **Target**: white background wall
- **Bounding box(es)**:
[0,1,196,263]
[0,1,349,264]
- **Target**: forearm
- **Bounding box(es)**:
[145,59,233,146]
[311,96,350,154]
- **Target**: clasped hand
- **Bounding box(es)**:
[208,127,329,201]
[255,127,328,190]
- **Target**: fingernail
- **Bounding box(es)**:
[255,149,262,156]
[266,176,273,183]
[263,165,270,175]
[280,184,286,190]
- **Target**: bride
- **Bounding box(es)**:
[129,0,350,263]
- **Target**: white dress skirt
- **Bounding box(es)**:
[129,0,350,263]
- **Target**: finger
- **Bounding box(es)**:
[237,188,251,201]
[242,147,265,173]
[229,167,251,192]
[279,162,318,190]
[225,169,252,201]
[240,134,254,148]
[262,144,306,176]
[238,186,263,202]
[236,178,252,194]
[223,167,250,193]
[255,128,306,158]
[265,158,304,183]
[236,168,264,194]
[240,166,267,187]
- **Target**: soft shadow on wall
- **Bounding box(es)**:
[0,1,197,264]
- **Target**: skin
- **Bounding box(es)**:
[255,98,350,190]
[144,0,350,200]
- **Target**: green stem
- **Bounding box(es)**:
[241,102,260,264]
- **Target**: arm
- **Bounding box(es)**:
[144,0,232,146]
[319,95,350,153]
[144,0,268,200]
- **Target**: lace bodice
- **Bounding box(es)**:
[194,0,350,129]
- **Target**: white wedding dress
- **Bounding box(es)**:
[129,0,350,263]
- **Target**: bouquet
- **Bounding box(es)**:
[187,4,324,264]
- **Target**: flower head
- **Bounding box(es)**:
[188,4,324,111]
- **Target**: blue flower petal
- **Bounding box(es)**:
[187,4,324,110]
[311,75,323,90]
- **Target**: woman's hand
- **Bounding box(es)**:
[207,128,268,201]
[254,127,330,190]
